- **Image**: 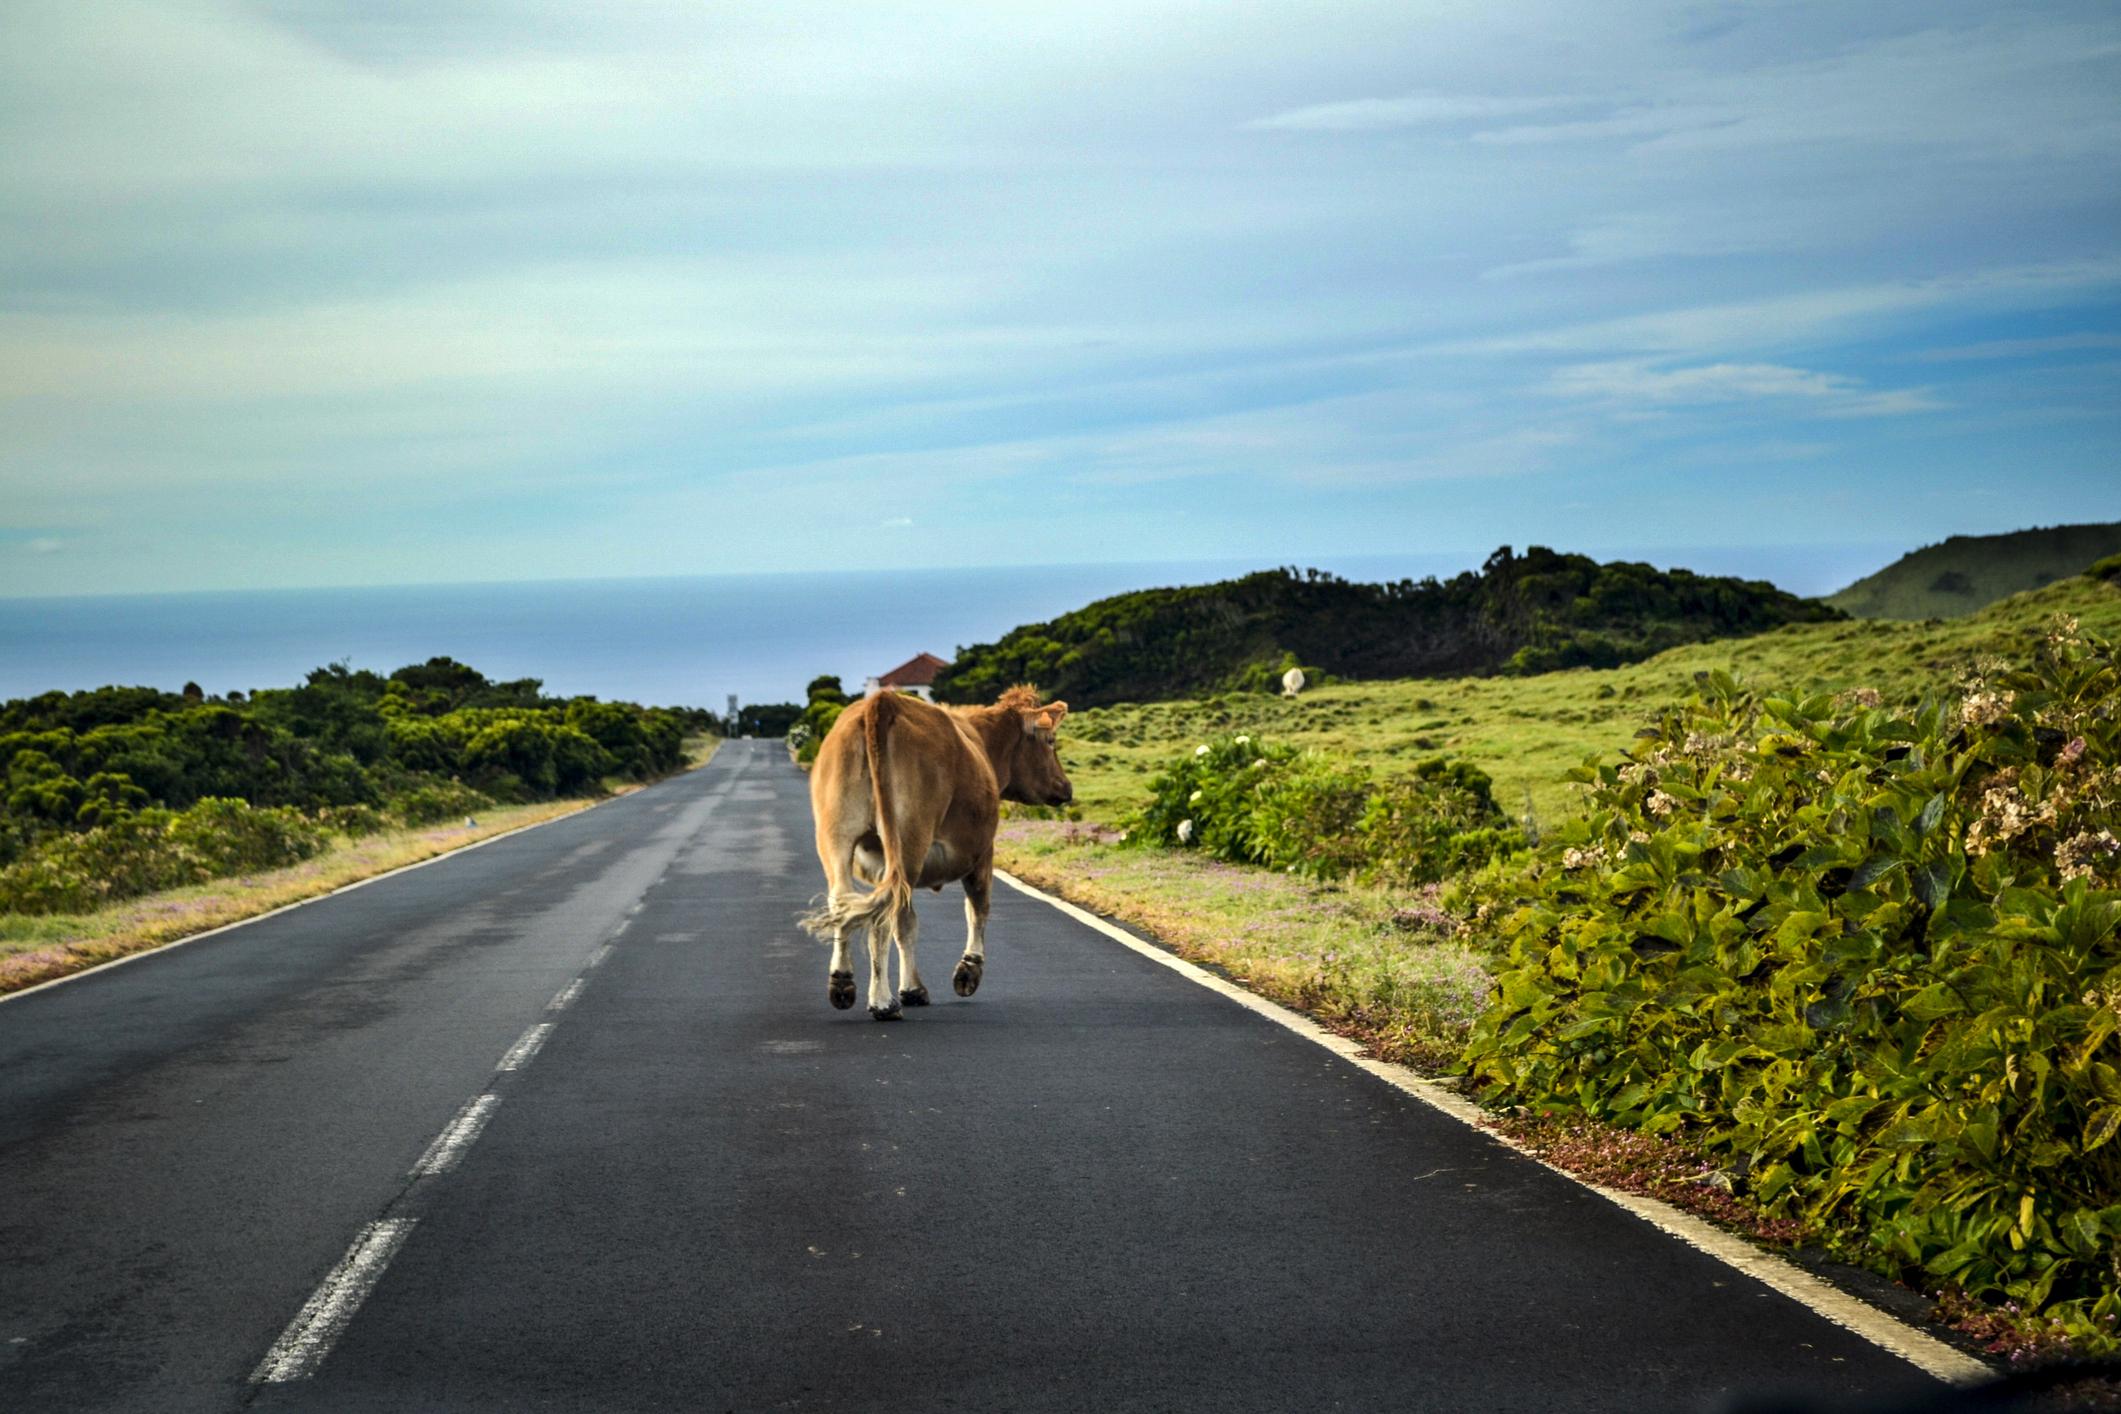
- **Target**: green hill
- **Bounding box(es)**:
[1046,571,2121,827]
[1826,521,2121,619]
[934,546,1838,709]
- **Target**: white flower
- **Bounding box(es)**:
[1176,818,1195,844]
[1234,734,1250,745]
[1251,758,1267,770]
[1188,789,1204,804]
[1195,744,1210,756]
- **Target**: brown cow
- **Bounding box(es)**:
[799,685,1072,1019]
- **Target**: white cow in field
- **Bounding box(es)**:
[1281,667,1306,698]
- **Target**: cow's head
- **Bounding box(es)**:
[996,687,1073,807]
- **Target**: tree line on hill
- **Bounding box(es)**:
[933,546,1840,709]
[0,657,715,887]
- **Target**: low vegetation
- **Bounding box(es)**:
[936,546,1838,709]
[0,659,717,989]
[0,798,595,994]
[995,572,2121,1357]
[1125,734,1519,887]
[0,656,711,916]
[1464,622,2119,1345]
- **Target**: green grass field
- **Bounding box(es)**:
[1053,575,2121,828]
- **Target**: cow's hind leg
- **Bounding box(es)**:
[953,866,991,997]
[814,821,867,1012]
[866,915,902,1021]
[826,924,858,1010]
[896,900,929,1007]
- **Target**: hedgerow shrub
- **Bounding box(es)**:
[388,781,493,826]
[1128,735,1521,886]
[0,798,326,913]
[1462,617,2121,1345]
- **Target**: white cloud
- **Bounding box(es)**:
[1548,360,1941,417]
[1915,333,2121,363]
[1247,92,1578,132]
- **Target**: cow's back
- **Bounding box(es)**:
[809,693,992,840]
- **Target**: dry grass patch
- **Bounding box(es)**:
[0,801,593,995]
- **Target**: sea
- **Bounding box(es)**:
[0,544,1901,711]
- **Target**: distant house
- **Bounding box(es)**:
[864,652,949,702]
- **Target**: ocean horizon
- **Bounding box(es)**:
[0,543,1904,710]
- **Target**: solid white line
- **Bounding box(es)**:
[250,1218,416,1383]
[496,1023,554,1072]
[548,978,585,1011]
[993,869,1994,1388]
[410,1093,500,1177]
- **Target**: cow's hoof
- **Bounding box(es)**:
[828,972,857,1010]
[952,956,984,997]
[899,986,930,1007]
[868,1002,904,1022]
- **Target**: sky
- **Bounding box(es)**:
[2,0,2118,597]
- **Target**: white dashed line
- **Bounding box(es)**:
[585,943,613,968]
[548,978,585,1011]
[410,1093,500,1177]
[496,1023,554,1072]
[994,869,1993,1388]
[250,1218,417,1383]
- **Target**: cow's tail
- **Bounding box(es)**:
[797,693,913,942]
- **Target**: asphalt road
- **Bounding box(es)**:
[0,738,1955,1412]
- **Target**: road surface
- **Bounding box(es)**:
[0,739,1955,1411]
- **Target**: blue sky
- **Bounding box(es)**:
[2,0,2117,596]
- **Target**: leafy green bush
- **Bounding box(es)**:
[1128,735,1521,886]
[388,781,493,826]
[1463,618,2121,1344]
[0,798,326,913]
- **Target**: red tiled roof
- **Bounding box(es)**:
[877,651,949,687]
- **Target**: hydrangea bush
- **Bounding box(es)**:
[1128,734,1521,886]
[1462,618,2121,1345]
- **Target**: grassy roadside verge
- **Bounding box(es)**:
[995,818,1489,1069]
[0,735,719,998]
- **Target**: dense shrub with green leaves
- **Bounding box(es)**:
[0,658,713,911]
[0,798,327,913]
[1128,734,1521,886]
[790,676,850,765]
[1463,620,2121,1343]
